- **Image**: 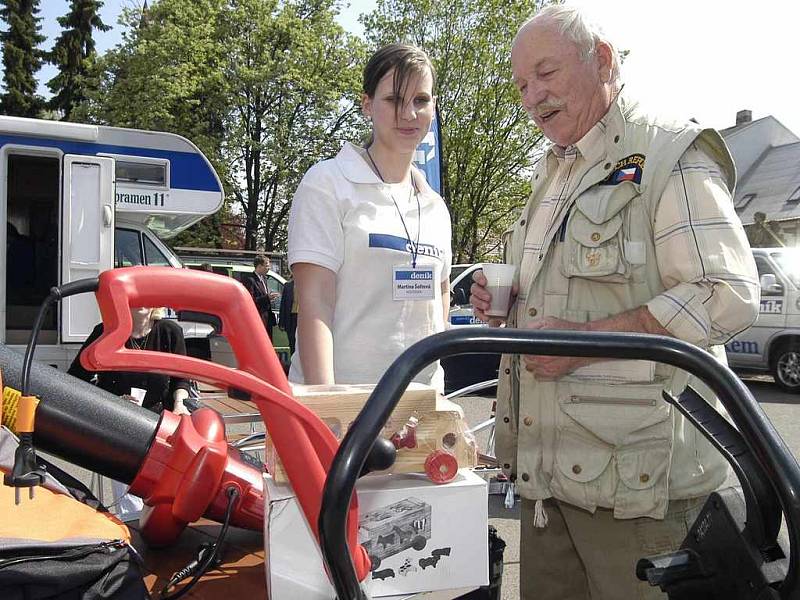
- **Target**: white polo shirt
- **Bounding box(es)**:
[287,142,453,390]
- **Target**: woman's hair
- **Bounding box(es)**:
[150,307,167,321]
[363,44,436,121]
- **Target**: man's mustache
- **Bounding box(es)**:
[533,100,566,116]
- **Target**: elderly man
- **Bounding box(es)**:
[470,5,759,599]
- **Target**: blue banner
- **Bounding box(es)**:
[413,112,443,195]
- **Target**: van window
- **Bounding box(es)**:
[116,160,167,186]
[450,265,469,282]
[267,275,284,311]
[143,235,171,266]
[770,251,800,288]
[115,228,143,267]
[451,268,474,307]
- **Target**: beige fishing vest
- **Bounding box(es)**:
[495,98,736,520]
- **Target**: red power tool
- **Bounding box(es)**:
[4,266,374,583]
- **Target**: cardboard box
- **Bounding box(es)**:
[264,469,488,599]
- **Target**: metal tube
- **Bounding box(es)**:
[1,344,159,482]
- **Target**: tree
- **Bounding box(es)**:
[46,0,111,121]
[362,0,548,262]
[90,0,365,251]
[87,0,231,247]
[219,0,365,251]
[0,0,45,117]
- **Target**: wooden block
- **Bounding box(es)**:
[288,382,436,434]
[265,383,476,483]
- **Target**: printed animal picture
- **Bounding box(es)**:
[359,497,432,571]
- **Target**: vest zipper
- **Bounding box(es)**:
[568,395,656,407]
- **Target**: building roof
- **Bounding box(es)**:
[733,141,800,225]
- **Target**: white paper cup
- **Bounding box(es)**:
[129,387,147,406]
[482,263,516,317]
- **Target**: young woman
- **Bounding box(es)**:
[288,44,452,391]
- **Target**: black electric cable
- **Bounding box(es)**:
[21,278,99,396]
[160,486,240,600]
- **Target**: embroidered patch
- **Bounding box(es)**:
[600,153,645,185]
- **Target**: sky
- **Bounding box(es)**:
[36,0,800,135]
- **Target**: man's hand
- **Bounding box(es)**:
[522,316,588,380]
[469,269,518,327]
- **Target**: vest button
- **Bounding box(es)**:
[591,232,601,242]
[521,473,530,482]
[503,416,510,423]
[520,219,526,226]
[504,368,511,375]
[503,463,511,469]
[639,473,650,483]
[604,162,611,170]
[523,416,533,426]
[614,135,620,143]
[572,464,582,475]
[528,307,537,317]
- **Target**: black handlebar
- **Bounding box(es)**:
[318,328,800,600]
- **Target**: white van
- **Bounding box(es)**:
[725,247,800,392]
[1,116,224,369]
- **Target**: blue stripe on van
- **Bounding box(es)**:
[0,134,221,193]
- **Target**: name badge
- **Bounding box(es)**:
[393,266,435,301]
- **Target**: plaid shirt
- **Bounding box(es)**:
[644,143,758,346]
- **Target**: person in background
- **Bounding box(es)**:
[68,306,191,415]
[243,255,278,340]
[287,44,452,391]
[68,306,192,520]
[278,275,298,356]
[198,262,213,272]
[469,5,759,599]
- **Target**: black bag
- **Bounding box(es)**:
[0,540,149,599]
[0,427,150,599]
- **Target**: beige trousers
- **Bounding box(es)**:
[520,497,705,600]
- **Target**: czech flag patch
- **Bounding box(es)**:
[601,153,644,185]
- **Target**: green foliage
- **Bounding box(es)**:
[86,0,231,247]
[0,0,45,117]
[218,0,366,251]
[88,0,365,251]
[362,0,548,262]
[46,0,110,121]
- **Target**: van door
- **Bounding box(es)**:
[727,254,786,368]
[61,155,115,342]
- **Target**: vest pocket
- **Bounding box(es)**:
[561,210,629,281]
[550,429,615,511]
[550,381,673,516]
[615,441,671,518]
[561,180,643,283]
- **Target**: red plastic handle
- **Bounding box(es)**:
[81,266,371,580]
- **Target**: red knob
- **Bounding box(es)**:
[424,450,458,484]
